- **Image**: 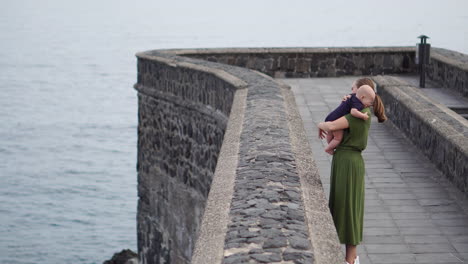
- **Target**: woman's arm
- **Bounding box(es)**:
[318,116,349,133]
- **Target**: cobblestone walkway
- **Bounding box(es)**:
[282,77,468,264]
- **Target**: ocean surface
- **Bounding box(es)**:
[0,0,467,263]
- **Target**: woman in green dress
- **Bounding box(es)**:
[318,78,387,264]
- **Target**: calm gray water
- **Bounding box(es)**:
[1,0,467,263]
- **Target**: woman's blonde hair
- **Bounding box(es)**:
[355,77,387,123]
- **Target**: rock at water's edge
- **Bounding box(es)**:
[103,249,138,264]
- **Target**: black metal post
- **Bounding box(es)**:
[417,35,430,88]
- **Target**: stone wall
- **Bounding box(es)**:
[170,47,417,78]
[134,47,443,264]
[427,48,468,97]
[374,75,468,194]
[135,54,241,264]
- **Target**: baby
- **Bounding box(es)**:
[323,82,375,155]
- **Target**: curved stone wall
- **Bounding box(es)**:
[135,53,244,263]
[134,47,426,264]
[168,47,416,78]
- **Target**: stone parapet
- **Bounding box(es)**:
[427,48,468,97]
[374,75,468,194]
[162,47,417,78]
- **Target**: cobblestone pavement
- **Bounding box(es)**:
[282,77,468,264]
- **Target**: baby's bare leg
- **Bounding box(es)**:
[324,130,344,155]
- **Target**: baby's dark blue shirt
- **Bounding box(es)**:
[325,94,364,122]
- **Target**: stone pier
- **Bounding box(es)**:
[134,47,468,264]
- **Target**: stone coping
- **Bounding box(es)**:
[280,82,344,262]
[136,52,248,89]
[374,75,468,194]
[145,46,416,55]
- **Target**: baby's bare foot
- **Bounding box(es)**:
[325,149,334,155]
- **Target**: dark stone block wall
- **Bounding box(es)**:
[137,57,235,116]
[135,57,236,264]
[182,47,416,78]
[427,48,468,97]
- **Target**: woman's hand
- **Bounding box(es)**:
[318,122,331,139]
[342,94,351,101]
[318,127,327,139]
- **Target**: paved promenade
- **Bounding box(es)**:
[281,77,468,264]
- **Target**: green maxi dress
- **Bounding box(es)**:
[329,108,371,246]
